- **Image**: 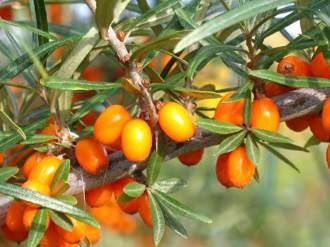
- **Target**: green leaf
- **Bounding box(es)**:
[50,210,74,232]
[152,178,187,194]
[251,128,293,144]
[245,134,260,164]
[250,70,330,88]
[54,195,78,206]
[123,182,146,198]
[41,77,121,91]
[0,110,26,140]
[95,0,116,39]
[196,118,243,135]
[0,167,19,182]
[154,190,212,224]
[269,142,308,152]
[51,160,71,192]
[216,130,247,156]
[174,0,294,52]
[304,136,321,148]
[243,92,252,126]
[174,87,221,99]
[31,0,49,46]
[117,192,135,204]
[27,208,49,247]
[147,190,165,246]
[147,150,164,186]
[21,134,57,145]
[0,182,99,228]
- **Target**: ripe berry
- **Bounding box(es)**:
[214,92,244,125]
[86,184,113,207]
[215,153,232,188]
[265,82,292,97]
[138,193,152,227]
[6,201,26,232]
[29,155,62,186]
[285,115,310,132]
[21,152,45,178]
[0,6,12,20]
[277,55,311,76]
[1,224,28,242]
[84,223,101,244]
[113,177,141,214]
[121,119,152,162]
[308,114,330,142]
[251,97,280,132]
[23,207,50,231]
[327,144,330,169]
[322,97,330,132]
[55,216,86,244]
[178,149,204,166]
[75,137,108,175]
[94,105,131,145]
[158,102,196,142]
[310,52,330,79]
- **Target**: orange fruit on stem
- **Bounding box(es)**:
[250,97,280,132]
[277,55,311,76]
[310,52,330,79]
[214,92,244,125]
[0,6,12,20]
[121,119,152,162]
[178,149,204,166]
[322,97,330,132]
[86,184,113,207]
[308,114,330,142]
[23,207,50,231]
[6,201,26,232]
[21,152,46,178]
[158,102,196,142]
[1,224,28,242]
[94,105,131,145]
[265,82,292,97]
[215,153,233,188]
[138,193,152,227]
[75,137,108,175]
[55,216,86,244]
[285,115,310,132]
[84,223,101,244]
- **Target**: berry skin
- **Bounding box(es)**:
[94,105,131,145]
[86,184,113,207]
[250,97,280,132]
[178,149,204,166]
[265,82,292,97]
[214,92,244,126]
[23,207,50,231]
[1,224,28,242]
[55,216,86,244]
[113,177,141,214]
[39,224,79,247]
[138,193,152,227]
[121,119,152,162]
[21,152,45,178]
[6,201,26,232]
[322,97,330,132]
[28,155,62,186]
[216,147,255,188]
[0,6,12,20]
[327,144,330,169]
[277,55,311,76]
[308,114,330,142]
[22,180,51,208]
[84,223,101,244]
[285,115,310,132]
[158,102,196,142]
[310,52,330,79]
[75,137,108,175]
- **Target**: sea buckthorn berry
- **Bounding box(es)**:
[94,105,131,145]
[86,184,113,207]
[216,153,233,188]
[308,114,330,142]
[9,144,32,167]
[0,152,3,165]
[6,201,26,232]
[214,92,244,126]
[138,193,152,227]
[285,115,310,132]
[55,216,86,244]
[250,97,280,132]
[158,102,196,142]
[178,149,204,166]
[1,224,28,242]
[23,207,50,231]
[29,155,62,186]
[265,82,292,97]
[21,152,45,178]
[22,180,51,207]
[310,52,330,79]
[75,137,108,175]
[40,224,78,247]
[277,55,311,76]
[121,119,152,162]
[113,177,141,214]
[322,97,330,132]
[0,6,12,20]
[84,223,101,244]
[327,144,330,169]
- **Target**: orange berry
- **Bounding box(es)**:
[308,114,330,142]
[1,224,28,242]
[216,147,255,188]
[55,216,86,244]
[138,193,152,227]
[0,6,12,20]
[0,152,3,165]
[39,224,59,247]
[277,55,311,76]
[9,144,32,167]
[75,137,108,175]
[214,92,244,125]
[94,105,131,145]
[29,155,62,186]
[250,97,280,132]
[310,52,330,79]
[113,177,140,214]
[86,184,113,207]
[84,223,101,244]
[327,144,330,169]
[121,119,152,162]
[22,180,51,208]
[82,66,104,81]
[265,82,293,97]
[285,115,310,132]
[21,152,46,178]
[322,97,330,132]
[159,102,196,142]
[6,201,26,232]
[178,149,204,166]
[23,207,50,231]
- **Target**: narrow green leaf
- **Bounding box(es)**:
[117,192,135,204]
[0,110,26,140]
[154,190,212,224]
[21,134,57,145]
[196,118,243,135]
[216,130,246,156]
[245,134,259,164]
[269,142,308,152]
[243,92,252,126]
[32,0,49,46]
[123,182,146,198]
[147,151,164,186]
[152,178,187,194]
[304,136,321,148]
[50,210,74,231]
[27,208,49,247]
[251,128,293,144]
[95,0,116,39]
[174,87,221,99]
[0,167,19,182]
[51,160,71,192]
[147,190,165,246]
[54,195,78,206]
